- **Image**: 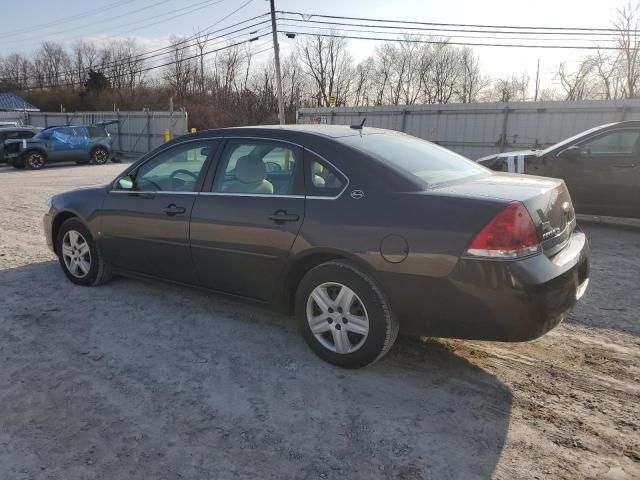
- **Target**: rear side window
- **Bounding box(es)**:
[305,150,346,197]
[2,130,35,140]
[88,126,108,138]
[339,133,487,187]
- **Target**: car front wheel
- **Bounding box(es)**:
[56,218,113,286]
[295,260,399,368]
[91,147,109,165]
[25,151,45,169]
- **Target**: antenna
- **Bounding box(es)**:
[350,117,367,130]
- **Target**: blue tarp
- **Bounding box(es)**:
[0,91,38,111]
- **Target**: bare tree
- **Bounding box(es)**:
[194,31,210,94]
[163,36,197,98]
[556,60,594,100]
[298,33,351,106]
[614,0,640,97]
[457,47,487,103]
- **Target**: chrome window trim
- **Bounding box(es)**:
[109,190,198,195]
[109,135,352,201]
[199,192,305,199]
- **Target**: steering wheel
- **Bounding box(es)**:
[169,169,198,190]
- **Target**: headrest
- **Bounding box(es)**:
[313,163,324,175]
[235,155,266,184]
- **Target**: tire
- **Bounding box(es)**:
[91,147,109,165]
[24,151,46,170]
[295,260,399,368]
[56,218,113,287]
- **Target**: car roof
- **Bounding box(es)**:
[207,124,392,139]
[0,126,38,131]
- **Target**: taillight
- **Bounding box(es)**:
[465,202,540,259]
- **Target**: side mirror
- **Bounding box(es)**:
[560,145,586,159]
[116,175,134,190]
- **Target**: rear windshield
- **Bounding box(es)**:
[339,132,488,186]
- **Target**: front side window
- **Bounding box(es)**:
[132,141,213,192]
[579,130,640,155]
[213,141,300,195]
[305,151,346,197]
[339,132,487,187]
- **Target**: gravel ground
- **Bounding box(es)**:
[0,162,638,480]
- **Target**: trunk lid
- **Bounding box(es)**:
[434,172,576,256]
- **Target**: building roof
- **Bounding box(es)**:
[0,91,38,112]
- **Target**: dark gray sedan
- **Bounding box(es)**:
[44,125,589,368]
[478,121,640,218]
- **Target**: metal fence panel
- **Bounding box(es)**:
[298,99,640,159]
[24,111,188,157]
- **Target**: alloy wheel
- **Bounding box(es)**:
[306,282,369,354]
[93,148,108,164]
[28,153,44,169]
[61,230,91,278]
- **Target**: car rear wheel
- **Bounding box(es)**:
[25,151,45,169]
[56,218,113,286]
[91,147,109,165]
[295,260,399,368]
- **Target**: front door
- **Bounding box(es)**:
[190,139,305,301]
[550,128,640,218]
[100,139,217,283]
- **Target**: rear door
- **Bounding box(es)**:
[100,139,217,283]
[190,138,305,301]
[550,128,640,217]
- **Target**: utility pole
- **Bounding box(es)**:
[269,0,285,125]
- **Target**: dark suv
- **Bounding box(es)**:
[0,126,40,164]
[5,122,116,169]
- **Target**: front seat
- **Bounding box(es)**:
[222,155,273,194]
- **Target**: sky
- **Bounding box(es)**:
[0,0,626,91]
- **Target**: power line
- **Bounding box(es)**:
[277,21,619,45]
[1,14,271,86]
[0,0,135,40]
[277,16,624,39]
[20,33,269,91]
[282,30,633,51]
[3,0,225,43]
[278,10,640,34]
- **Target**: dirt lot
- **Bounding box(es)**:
[0,162,638,480]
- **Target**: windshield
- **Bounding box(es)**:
[340,132,488,186]
[538,123,616,156]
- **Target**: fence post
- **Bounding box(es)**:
[116,111,122,154]
[500,104,509,153]
[43,113,48,128]
[401,109,407,132]
[146,111,152,153]
[620,104,628,121]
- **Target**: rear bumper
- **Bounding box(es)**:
[389,230,590,341]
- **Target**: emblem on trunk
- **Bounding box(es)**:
[350,190,365,199]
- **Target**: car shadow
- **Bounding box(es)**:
[566,223,640,336]
[0,261,512,480]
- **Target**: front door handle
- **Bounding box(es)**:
[269,210,300,224]
[162,204,186,216]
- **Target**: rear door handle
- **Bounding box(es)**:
[162,204,186,216]
[269,210,300,223]
[613,164,636,168]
